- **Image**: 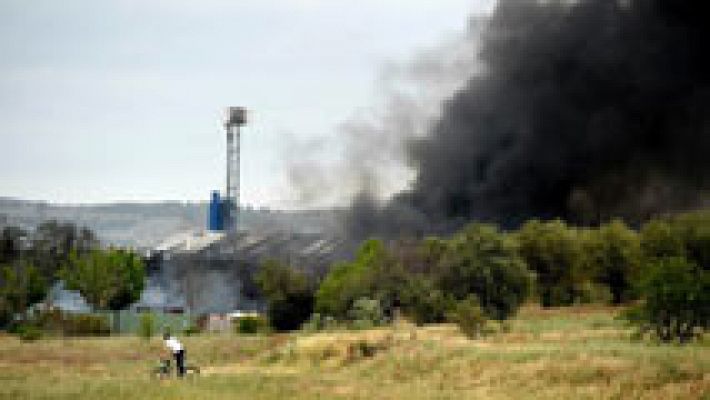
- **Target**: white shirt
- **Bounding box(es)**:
[164,337,183,353]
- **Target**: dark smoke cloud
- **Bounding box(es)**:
[347,0,710,238]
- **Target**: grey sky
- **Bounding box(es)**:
[0,0,495,208]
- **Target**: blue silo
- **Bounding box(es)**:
[208,191,224,231]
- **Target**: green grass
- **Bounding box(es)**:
[0,305,708,399]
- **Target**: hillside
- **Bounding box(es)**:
[0,198,341,248]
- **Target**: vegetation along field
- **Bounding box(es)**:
[0,306,708,400]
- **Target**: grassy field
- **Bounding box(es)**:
[0,306,708,399]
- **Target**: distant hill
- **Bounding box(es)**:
[0,197,341,249]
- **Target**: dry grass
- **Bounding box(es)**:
[0,306,708,399]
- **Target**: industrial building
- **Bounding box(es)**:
[133,107,353,315]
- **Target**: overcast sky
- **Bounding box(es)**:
[0,0,495,208]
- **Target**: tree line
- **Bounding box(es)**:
[257,210,710,341]
[0,221,145,332]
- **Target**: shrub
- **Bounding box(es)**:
[400,277,455,325]
[640,219,684,261]
[0,262,47,326]
[641,211,710,270]
[576,281,613,305]
[669,211,710,269]
[63,314,110,336]
[183,324,200,336]
[138,312,155,340]
[448,296,487,339]
[32,308,64,333]
[235,316,267,334]
[256,260,315,332]
[21,309,111,337]
[583,220,642,304]
[315,240,395,319]
[635,256,709,342]
[438,223,531,320]
[348,297,384,329]
[516,220,586,307]
[301,313,338,332]
[17,325,42,342]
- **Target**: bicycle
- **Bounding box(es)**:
[152,358,200,379]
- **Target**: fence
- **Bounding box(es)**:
[98,310,193,335]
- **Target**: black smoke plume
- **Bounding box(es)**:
[346,0,710,238]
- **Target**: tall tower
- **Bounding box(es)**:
[224,106,247,231]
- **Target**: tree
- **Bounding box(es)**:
[640,219,685,261]
[516,219,586,306]
[315,239,412,321]
[584,220,642,304]
[400,276,455,325]
[669,211,710,270]
[0,262,47,327]
[437,223,531,320]
[0,226,29,265]
[448,295,487,339]
[31,221,98,286]
[316,239,393,318]
[637,257,709,342]
[59,248,145,312]
[255,260,314,331]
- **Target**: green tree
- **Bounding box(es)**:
[514,219,583,307]
[315,239,398,319]
[400,276,455,325]
[437,223,531,320]
[583,220,642,304]
[448,295,487,339]
[0,262,47,327]
[637,257,709,342]
[255,260,314,331]
[59,248,145,312]
[30,221,98,286]
[669,211,710,269]
[640,219,685,261]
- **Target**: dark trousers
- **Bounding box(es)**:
[174,350,186,377]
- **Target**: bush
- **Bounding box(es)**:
[348,297,384,329]
[635,256,709,342]
[669,211,710,269]
[235,316,267,335]
[183,324,201,336]
[400,277,455,325]
[63,314,110,336]
[21,309,110,337]
[301,313,338,332]
[438,223,531,320]
[516,220,586,307]
[448,296,487,339]
[641,211,710,270]
[256,260,315,332]
[17,325,42,342]
[138,312,155,340]
[640,219,684,261]
[576,281,613,305]
[315,240,396,319]
[583,220,642,305]
[0,262,47,326]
